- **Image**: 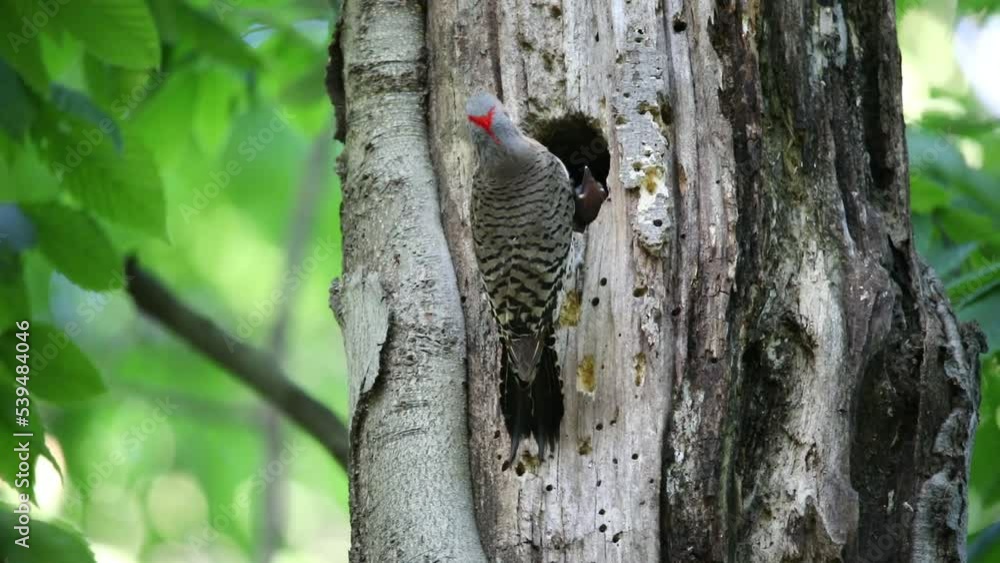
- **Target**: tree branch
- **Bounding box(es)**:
[124,256,350,469]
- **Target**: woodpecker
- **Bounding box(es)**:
[466,92,607,464]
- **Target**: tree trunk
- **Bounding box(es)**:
[329,0,985,561]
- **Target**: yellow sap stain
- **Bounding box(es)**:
[577,355,596,394]
[634,352,647,387]
[559,290,582,327]
[578,437,593,455]
[641,165,665,194]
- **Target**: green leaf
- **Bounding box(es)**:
[926,242,978,281]
[56,0,160,70]
[961,293,1000,353]
[173,1,261,69]
[66,133,168,237]
[911,174,953,214]
[958,0,1000,13]
[0,323,107,403]
[50,84,123,151]
[147,0,179,43]
[83,55,164,118]
[0,503,96,562]
[948,260,1000,310]
[0,59,38,140]
[130,68,197,167]
[21,203,121,291]
[918,112,999,138]
[0,246,30,328]
[0,3,51,96]
[938,207,997,245]
[194,68,242,155]
[897,0,924,17]
[908,128,1000,217]
[37,24,85,81]
[256,27,323,98]
[33,106,168,237]
[0,143,60,203]
[970,356,1000,560]
[908,127,968,176]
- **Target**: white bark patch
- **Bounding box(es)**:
[810,3,849,81]
[746,243,859,559]
[666,381,705,481]
[331,272,390,420]
[609,0,672,259]
[639,294,662,350]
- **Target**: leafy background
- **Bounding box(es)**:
[0,0,347,561]
[0,0,996,561]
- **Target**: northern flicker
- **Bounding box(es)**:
[466,92,607,463]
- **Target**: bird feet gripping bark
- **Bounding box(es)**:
[573,166,608,232]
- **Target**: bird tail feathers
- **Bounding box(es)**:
[500,343,564,464]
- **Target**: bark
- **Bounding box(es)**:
[328,0,485,560]
[330,0,984,561]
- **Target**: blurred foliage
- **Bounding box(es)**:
[0,0,996,561]
[0,0,348,561]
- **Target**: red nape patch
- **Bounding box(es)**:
[468,107,500,144]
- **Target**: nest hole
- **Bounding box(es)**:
[530,113,611,187]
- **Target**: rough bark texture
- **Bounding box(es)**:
[428,1,673,561]
[331,0,984,561]
[328,0,485,561]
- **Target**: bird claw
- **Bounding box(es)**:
[573,166,608,232]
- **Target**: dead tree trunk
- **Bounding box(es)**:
[329,0,984,561]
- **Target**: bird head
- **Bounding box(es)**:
[466,92,520,158]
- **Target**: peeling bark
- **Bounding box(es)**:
[332,0,983,561]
